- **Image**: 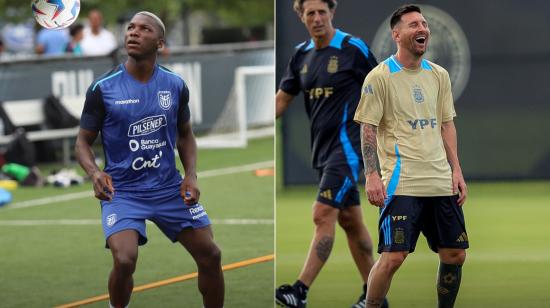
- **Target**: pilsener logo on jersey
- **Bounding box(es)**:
[128,115,167,137]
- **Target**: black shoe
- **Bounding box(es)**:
[276,284,306,308]
[351,293,366,308]
[351,294,389,308]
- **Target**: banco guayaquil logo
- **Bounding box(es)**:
[371,5,471,101]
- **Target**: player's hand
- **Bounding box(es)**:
[91,171,114,201]
[452,169,467,206]
[181,174,200,205]
[366,172,387,207]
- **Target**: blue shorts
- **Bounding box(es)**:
[100,187,211,247]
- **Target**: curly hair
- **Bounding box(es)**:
[293,0,337,16]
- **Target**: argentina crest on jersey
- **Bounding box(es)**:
[327,56,338,73]
[412,85,424,104]
[158,91,172,110]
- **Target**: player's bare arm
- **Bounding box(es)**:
[360,123,386,207]
[441,120,467,206]
[276,89,295,118]
[177,120,199,204]
[75,128,114,201]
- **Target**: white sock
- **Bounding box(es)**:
[109,303,129,308]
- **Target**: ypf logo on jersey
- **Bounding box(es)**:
[158,91,172,110]
[371,5,471,101]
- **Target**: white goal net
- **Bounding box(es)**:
[196,65,274,148]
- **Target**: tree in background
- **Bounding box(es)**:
[0,0,273,45]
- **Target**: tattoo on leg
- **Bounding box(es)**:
[361,123,379,175]
[315,236,334,262]
[366,297,384,308]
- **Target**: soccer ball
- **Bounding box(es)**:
[31,0,81,30]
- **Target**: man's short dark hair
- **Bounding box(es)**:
[69,23,84,37]
[293,0,337,16]
[390,4,421,29]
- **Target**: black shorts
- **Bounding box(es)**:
[378,195,469,253]
[315,149,361,209]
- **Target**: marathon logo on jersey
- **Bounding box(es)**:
[115,99,140,105]
[407,118,437,130]
[158,91,172,110]
[128,115,167,137]
[412,85,424,103]
[106,213,117,227]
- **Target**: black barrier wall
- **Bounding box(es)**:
[277,1,550,184]
[0,42,273,134]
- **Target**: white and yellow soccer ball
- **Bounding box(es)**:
[31,0,81,30]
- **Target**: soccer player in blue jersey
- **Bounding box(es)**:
[275,1,386,307]
[75,12,224,308]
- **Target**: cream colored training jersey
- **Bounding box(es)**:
[354,55,456,197]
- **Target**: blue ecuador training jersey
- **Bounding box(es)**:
[80,63,190,192]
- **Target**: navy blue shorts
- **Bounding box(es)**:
[378,195,469,253]
[100,186,211,248]
[316,149,362,209]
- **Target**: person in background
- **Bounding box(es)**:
[81,9,117,56]
[66,23,84,55]
[35,28,69,55]
[275,1,383,307]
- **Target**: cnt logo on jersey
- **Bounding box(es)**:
[158,91,172,110]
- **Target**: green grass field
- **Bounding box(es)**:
[276,182,550,307]
[0,137,274,308]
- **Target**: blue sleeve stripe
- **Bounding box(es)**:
[348,37,371,59]
[339,102,360,181]
[421,59,433,70]
[305,40,314,51]
[295,40,314,51]
[380,144,401,218]
[329,29,348,49]
[92,70,122,91]
[385,56,402,74]
[295,41,306,49]
[385,144,401,205]
[158,66,184,81]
